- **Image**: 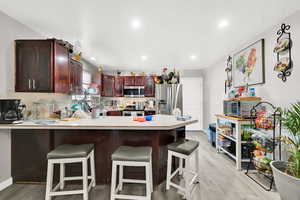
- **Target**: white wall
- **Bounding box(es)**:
[0,10,43,185]
[182,77,203,130]
[202,10,300,129]
[181,70,203,131]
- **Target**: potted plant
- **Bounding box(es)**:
[270,102,300,200]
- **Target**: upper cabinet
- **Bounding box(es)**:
[114,76,124,97]
[124,76,146,86]
[144,76,155,97]
[92,72,102,94]
[101,75,115,97]
[69,59,83,94]
[54,41,70,93]
[15,39,72,94]
[101,75,155,97]
[124,76,135,86]
[134,76,145,86]
[15,40,53,92]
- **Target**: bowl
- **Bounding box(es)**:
[145,115,153,121]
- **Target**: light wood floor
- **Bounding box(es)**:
[0,131,280,200]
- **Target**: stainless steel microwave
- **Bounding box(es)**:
[223,100,259,118]
[123,86,145,98]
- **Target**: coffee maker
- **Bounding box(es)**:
[0,99,25,124]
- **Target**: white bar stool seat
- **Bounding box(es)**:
[45,144,96,200]
[166,139,200,200]
[110,146,153,200]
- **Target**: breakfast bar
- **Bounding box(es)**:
[1,115,197,186]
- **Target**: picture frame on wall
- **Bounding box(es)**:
[232,39,265,87]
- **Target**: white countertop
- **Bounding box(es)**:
[0,115,198,130]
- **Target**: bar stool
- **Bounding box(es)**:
[166,139,200,200]
[45,144,96,200]
[110,146,153,200]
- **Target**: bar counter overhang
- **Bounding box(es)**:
[1,115,197,186]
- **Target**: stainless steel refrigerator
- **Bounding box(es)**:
[155,84,183,115]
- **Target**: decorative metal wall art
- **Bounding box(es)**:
[225,56,232,94]
[274,23,293,82]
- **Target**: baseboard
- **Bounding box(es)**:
[0,177,13,191]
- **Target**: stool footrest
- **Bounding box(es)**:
[50,190,84,196]
[122,178,147,184]
[114,194,150,200]
[64,176,93,181]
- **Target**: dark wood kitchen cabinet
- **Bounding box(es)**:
[114,76,124,97]
[107,111,122,116]
[145,110,156,116]
[134,76,145,86]
[69,59,83,94]
[54,40,70,93]
[92,72,102,94]
[144,76,155,97]
[12,129,51,182]
[124,76,135,86]
[15,40,53,92]
[101,75,115,97]
[15,39,70,93]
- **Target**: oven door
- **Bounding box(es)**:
[231,101,241,117]
[223,100,233,116]
[122,111,144,116]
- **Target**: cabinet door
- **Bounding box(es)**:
[114,76,124,97]
[145,110,156,116]
[69,60,76,94]
[102,75,114,97]
[135,76,145,86]
[69,59,83,94]
[15,40,53,92]
[124,76,135,86]
[54,41,70,93]
[12,130,51,182]
[75,62,83,94]
[92,72,102,94]
[107,111,122,116]
[144,76,155,97]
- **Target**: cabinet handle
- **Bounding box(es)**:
[70,84,73,91]
[28,79,31,90]
[32,79,36,90]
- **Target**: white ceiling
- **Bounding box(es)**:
[0,0,300,71]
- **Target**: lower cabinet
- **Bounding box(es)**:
[12,130,52,182]
[107,111,123,116]
[145,110,156,116]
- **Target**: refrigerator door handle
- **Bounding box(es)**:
[174,84,182,111]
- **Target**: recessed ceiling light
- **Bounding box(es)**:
[190,55,197,60]
[131,19,141,30]
[141,55,148,61]
[218,19,229,29]
[90,57,96,61]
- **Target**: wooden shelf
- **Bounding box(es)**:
[228,96,262,101]
[216,114,252,170]
[215,114,253,122]
[217,129,236,142]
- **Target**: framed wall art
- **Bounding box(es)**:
[233,39,265,87]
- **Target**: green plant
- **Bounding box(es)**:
[280,102,300,178]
